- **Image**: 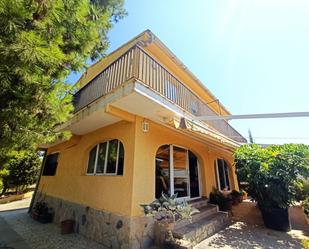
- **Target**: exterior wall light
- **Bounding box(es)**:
[142,119,149,132]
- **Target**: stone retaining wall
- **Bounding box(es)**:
[33,192,154,249]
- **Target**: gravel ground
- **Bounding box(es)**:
[0,209,106,249]
[195,221,307,249]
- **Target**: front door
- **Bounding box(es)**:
[155,145,200,200]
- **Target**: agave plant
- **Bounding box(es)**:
[140,193,200,242]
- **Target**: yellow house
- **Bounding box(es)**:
[32,30,246,248]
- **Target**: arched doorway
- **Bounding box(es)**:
[155,145,201,200]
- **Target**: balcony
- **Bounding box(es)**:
[73,46,245,143]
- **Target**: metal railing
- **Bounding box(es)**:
[73,46,246,142]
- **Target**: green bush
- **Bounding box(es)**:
[234,144,309,209]
[209,188,232,211]
[1,150,41,195]
[0,178,3,194]
[0,167,9,195]
[296,181,309,201]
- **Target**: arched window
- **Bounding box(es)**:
[87,139,124,175]
[215,159,230,191]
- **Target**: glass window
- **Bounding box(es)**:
[155,145,170,198]
[87,147,97,174]
[173,146,188,198]
[86,139,124,176]
[96,142,107,174]
[43,153,59,176]
[215,159,230,191]
[106,139,118,174]
[117,142,124,175]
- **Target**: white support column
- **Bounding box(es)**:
[169,144,174,196]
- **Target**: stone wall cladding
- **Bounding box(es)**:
[33,192,154,249]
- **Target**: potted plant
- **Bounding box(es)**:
[140,193,199,249]
[231,190,242,205]
[239,189,247,201]
[235,144,309,231]
[61,219,75,234]
[209,188,233,211]
[31,201,54,224]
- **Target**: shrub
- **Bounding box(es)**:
[296,181,309,201]
[1,150,41,195]
[231,190,241,198]
[234,144,309,209]
[0,179,2,195]
[209,188,232,211]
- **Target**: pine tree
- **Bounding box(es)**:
[0,0,126,161]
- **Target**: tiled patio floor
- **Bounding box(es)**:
[0,209,106,249]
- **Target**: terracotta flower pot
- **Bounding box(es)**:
[61,219,75,234]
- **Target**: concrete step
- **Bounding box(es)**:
[188,198,209,209]
[173,212,230,246]
[174,205,218,230]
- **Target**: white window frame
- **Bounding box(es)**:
[166,144,201,201]
[215,158,230,191]
[86,140,123,176]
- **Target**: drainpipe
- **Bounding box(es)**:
[28,149,47,213]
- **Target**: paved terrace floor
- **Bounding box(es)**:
[0,197,308,249]
[0,215,30,249]
[195,221,306,249]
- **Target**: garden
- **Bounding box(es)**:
[0,150,41,204]
[208,144,309,231]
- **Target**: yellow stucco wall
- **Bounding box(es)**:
[39,117,238,217]
[130,117,237,216]
[39,121,136,216]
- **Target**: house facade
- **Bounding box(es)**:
[33,30,246,248]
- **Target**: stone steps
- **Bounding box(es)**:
[173,212,229,246]
[171,198,230,247]
[174,205,218,230]
[188,198,209,209]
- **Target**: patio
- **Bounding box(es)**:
[0,208,105,249]
[0,198,307,249]
[196,221,305,249]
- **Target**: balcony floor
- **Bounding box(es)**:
[64,81,179,135]
[59,80,241,150]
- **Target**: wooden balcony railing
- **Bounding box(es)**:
[73,46,246,142]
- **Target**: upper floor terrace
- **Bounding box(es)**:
[60,30,246,148]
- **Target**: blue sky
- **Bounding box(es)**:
[68,0,309,144]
